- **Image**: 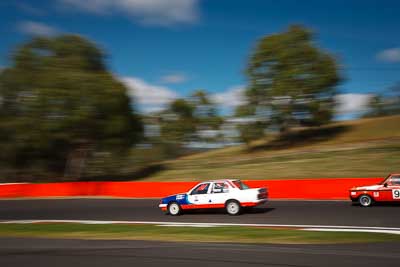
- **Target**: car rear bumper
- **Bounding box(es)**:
[241,199,268,207]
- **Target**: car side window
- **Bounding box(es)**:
[390,176,400,186]
[212,182,229,193]
[191,183,210,195]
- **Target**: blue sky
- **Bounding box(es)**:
[1,0,399,118]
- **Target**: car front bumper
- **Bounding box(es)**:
[159,203,167,211]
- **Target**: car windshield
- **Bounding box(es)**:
[232,180,250,190]
[191,183,210,194]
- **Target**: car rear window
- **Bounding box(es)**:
[232,180,250,190]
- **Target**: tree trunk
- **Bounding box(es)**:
[64,143,90,180]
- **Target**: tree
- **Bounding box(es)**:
[364,82,400,118]
[388,82,400,114]
[160,91,224,148]
[0,35,143,180]
[236,122,266,146]
[234,105,268,146]
[190,90,223,130]
[246,25,341,133]
[160,98,196,145]
[364,95,387,118]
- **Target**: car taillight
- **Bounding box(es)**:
[258,193,267,199]
[258,188,267,199]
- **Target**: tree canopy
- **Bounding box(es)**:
[0,35,143,180]
[364,82,400,118]
[190,90,222,130]
[160,98,196,144]
[245,25,341,132]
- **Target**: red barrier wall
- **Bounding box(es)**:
[0,178,383,200]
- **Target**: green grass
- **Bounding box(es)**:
[1,223,400,244]
[145,116,400,181]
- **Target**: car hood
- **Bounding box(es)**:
[351,185,382,191]
[162,192,187,200]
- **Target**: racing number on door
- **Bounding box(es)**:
[392,189,400,199]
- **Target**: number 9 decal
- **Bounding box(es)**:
[393,189,400,199]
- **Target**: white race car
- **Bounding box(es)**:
[158,179,268,216]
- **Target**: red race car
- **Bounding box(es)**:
[350,173,400,207]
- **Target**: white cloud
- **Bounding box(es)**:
[121,76,178,112]
[212,85,246,107]
[59,0,200,26]
[376,48,400,63]
[160,73,188,84]
[18,21,58,36]
[335,93,373,115]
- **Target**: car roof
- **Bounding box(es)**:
[202,179,240,183]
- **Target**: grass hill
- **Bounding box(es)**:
[144,115,400,181]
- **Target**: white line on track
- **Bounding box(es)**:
[303,228,400,235]
[1,220,400,234]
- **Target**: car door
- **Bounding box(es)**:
[187,182,211,207]
[208,182,231,208]
[388,175,400,201]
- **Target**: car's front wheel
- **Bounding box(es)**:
[226,200,241,215]
[168,202,181,216]
[359,194,373,207]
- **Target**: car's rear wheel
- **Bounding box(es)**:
[359,194,373,207]
[168,202,181,216]
[226,200,241,215]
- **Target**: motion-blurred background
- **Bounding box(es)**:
[0,0,399,183]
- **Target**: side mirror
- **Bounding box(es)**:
[384,183,388,187]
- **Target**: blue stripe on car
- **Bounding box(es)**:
[162,194,192,205]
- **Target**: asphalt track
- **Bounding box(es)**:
[0,199,399,227]
[0,237,399,267]
[1,199,400,267]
